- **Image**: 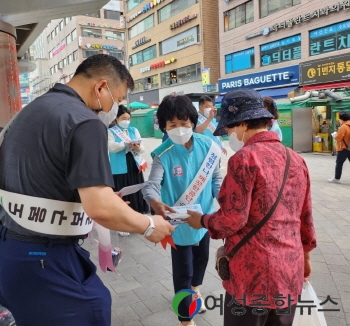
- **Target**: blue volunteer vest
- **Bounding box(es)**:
[152,133,216,246]
[198,113,222,148]
[109,126,137,175]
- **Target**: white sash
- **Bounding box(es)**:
[0,189,92,236]
[198,114,216,134]
[109,126,147,172]
[174,141,221,206]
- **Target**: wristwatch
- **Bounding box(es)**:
[143,215,155,237]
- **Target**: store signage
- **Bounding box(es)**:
[140,57,176,73]
[53,41,66,57]
[203,84,217,93]
[299,53,350,86]
[79,22,124,30]
[202,68,210,85]
[177,35,195,47]
[127,0,166,22]
[270,0,350,32]
[86,43,118,50]
[132,36,151,50]
[170,14,197,30]
[245,27,270,40]
[219,65,299,93]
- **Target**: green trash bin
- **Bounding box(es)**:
[131,109,156,138]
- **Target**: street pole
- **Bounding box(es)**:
[123,0,130,107]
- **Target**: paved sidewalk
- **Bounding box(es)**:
[84,138,350,326]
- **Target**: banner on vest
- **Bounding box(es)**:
[174,141,221,206]
[197,114,216,134]
[109,126,147,172]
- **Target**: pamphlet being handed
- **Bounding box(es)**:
[117,183,146,197]
[167,204,203,226]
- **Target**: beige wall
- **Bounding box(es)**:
[126,0,220,91]
[219,0,350,80]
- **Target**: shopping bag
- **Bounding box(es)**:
[292,281,327,326]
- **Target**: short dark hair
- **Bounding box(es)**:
[227,118,271,130]
[157,95,198,133]
[74,54,134,90]
[339,111,350,121]
[117,105,131,118]
[199,95,214,106]
[263,96,278,119]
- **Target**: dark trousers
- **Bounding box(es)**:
[224,292,297,326]
[335,149,350,179]
[171,232,210,322]
[0,226,111,326]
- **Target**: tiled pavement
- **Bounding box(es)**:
[84,138,350,326]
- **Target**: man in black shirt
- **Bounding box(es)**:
[0,55,173,326]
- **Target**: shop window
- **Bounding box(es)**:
[127,0,145,12]
[106,30,124,41]
[132,74,159,92]
[108,51,124,60]
[158,0,198,24]
[260,0,301,18]
[309,20,350,56]
[260,35,301,66]
[161,63,201,87]
[81,28,102,39]
[128,14,154,39]
[104,10,121,20]
[130,45,157,66]
[225,48,255,73]
[82,49,103,58]
[224,1,254,31]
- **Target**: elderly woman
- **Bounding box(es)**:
[187,89,316,326]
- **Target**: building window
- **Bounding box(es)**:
[260,0,301,18]
[130,45,157,66]
[160,26,199,56]
[59,20,64,30]
[51,31,55,39]
[158,0,198,24]
[261,35,301,66]
[49,51,52,59]
[224,1,254,31]
[55,26,59,35]
[309,20,350,56]
[67,54,73,64]
[225,48,255,74]
[50,67,54,75]
[104,10,121,20]
[128,14,154,39]
[84,12,101,18]
[63,57,67,67]
[133,75,159,92]
[66,34,72,45]
[108,51,124,60]
[82,49,103,58]
[54,64,58,73]
[64,17,70,25]
[58,61,63,69]
[161,63,201,86]
[81,27,102,38]
[127,0,145,12]
[106,30,124,41]
[47,35,50,43]
[71,29,77,41]
[73,50,78,61]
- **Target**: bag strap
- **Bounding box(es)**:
[226,147,291,259]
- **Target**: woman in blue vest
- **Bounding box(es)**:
[108,105,148,216]
[143,95,222,326]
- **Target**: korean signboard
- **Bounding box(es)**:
[53,41,66,57]
[79,22,124,30]
[127,0,166,22]
[86,44,118,51]
[170,14,197,29]
[202,68,210,85]
[219,65,299,93]
[140,58,176,73]
[309,19,350,56]
[299,53,350,86]
[132,36,151,50]
[261,35,301,67]
[225,48,254,74]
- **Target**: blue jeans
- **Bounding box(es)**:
[0,226,111,326]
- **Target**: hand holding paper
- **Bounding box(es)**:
[117,183,147,197]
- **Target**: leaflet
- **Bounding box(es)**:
[118,183,146,197]
[167,204,203,225]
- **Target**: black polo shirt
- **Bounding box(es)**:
[0,83,114,236]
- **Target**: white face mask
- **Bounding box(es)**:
[204,108,212,118]
[97,84,119,127]
[167,127,193,145]
[118,120,130,129]
[229,128,245,152]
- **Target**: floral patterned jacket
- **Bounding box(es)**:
[203,131,316,309]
